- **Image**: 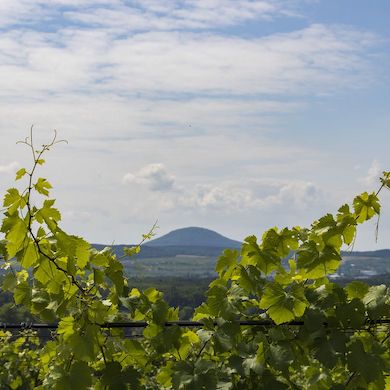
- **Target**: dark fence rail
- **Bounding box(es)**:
[1,319,390,330]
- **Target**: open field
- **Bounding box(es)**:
[122,255,217,278]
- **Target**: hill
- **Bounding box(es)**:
[92,227,390,279]
[146,226,242,248]
[340,249,390,258]
[93,227,241,259]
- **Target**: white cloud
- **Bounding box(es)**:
[177,184,254,210]
[0,161,19,174]
[0,24,377,101]
[0,0,116,27]
[121,163,322,212]
[0,2,379,148]
[64,1,288,31]
[123,163,176,191]
[63,210,92,222]
[359,160,381,186]
[261,181,320,209]
[0,21,379,161]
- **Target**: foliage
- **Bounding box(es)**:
[0,132,389,389]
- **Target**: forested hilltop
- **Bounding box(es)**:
[93,227,390,280]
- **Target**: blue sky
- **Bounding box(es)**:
[0,0,389,249]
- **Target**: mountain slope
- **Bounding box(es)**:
[146,227,242,248]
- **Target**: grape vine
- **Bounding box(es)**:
[0,131,389,389]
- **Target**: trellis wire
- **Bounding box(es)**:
[1,319,389,330]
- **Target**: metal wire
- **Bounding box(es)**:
[0,319,389,330]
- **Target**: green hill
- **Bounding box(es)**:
[146,226,242,248]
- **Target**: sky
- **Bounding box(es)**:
[0,0,389,249]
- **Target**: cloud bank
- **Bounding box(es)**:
[0,161,19,174]
[123,163,176,191]
[123,163,322,213]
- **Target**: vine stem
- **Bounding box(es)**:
[21,129,86,295]
[117,220,159,261]
[195,338,210,361]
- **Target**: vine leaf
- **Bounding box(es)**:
[241,235,282,275]
[215,249,238,280]
[297,242,341,279]
[363,285,390,320]
[3,188,26,215]
[259,282,308,324]
[353,192,380,223]
[57,316,75,341]
[347,340,384,383]
[20,241,39,268]
[4,216,28,258]
[15,168,27,181]
[345,281,369,300]
[34,178,52,196]
[56,229,90,269]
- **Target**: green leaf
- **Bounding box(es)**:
[172,361,194,389]
[144,287,161,303]
[14,280,31,305]
[342,225,356,245]
[35,199,61,231]
[34,177,52,196]
[363,285,390,320]
[3,188,26,215]
[106,259,124,294]
[243,356,263,375]
[347,340,383,382]
[2,272,17,291]
[314,339,338,368]
[261,227,300,258]
[214,322,240,353]
[15,168,27,181]
[90,247,111,267]
[380,171,390,189]
[123,339,147,366]
[93,268,105,284]
[206,284,237,320]
[69,332,96,362]
[345,281,369,300]
[19,241,39,268]
[61,361,92,390]
[152,300,169,325]
[215,249,238,279]
[56,229,90,269]
[259,282,308,324]
[153,326,182,354]
[237,264,265,295]
[124,245,140,257]
[34,258,67,293]
[5,216,28,258]
[101,362,126,390]
[262,371,289,389]
[297,242,341,278]
[241,235,282,275]
[269,343,294,374]
[353,192,380,223]
[335,298,365,328]
[172,360,217,390]
[157,364,173,388]
[57,316,75,341]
